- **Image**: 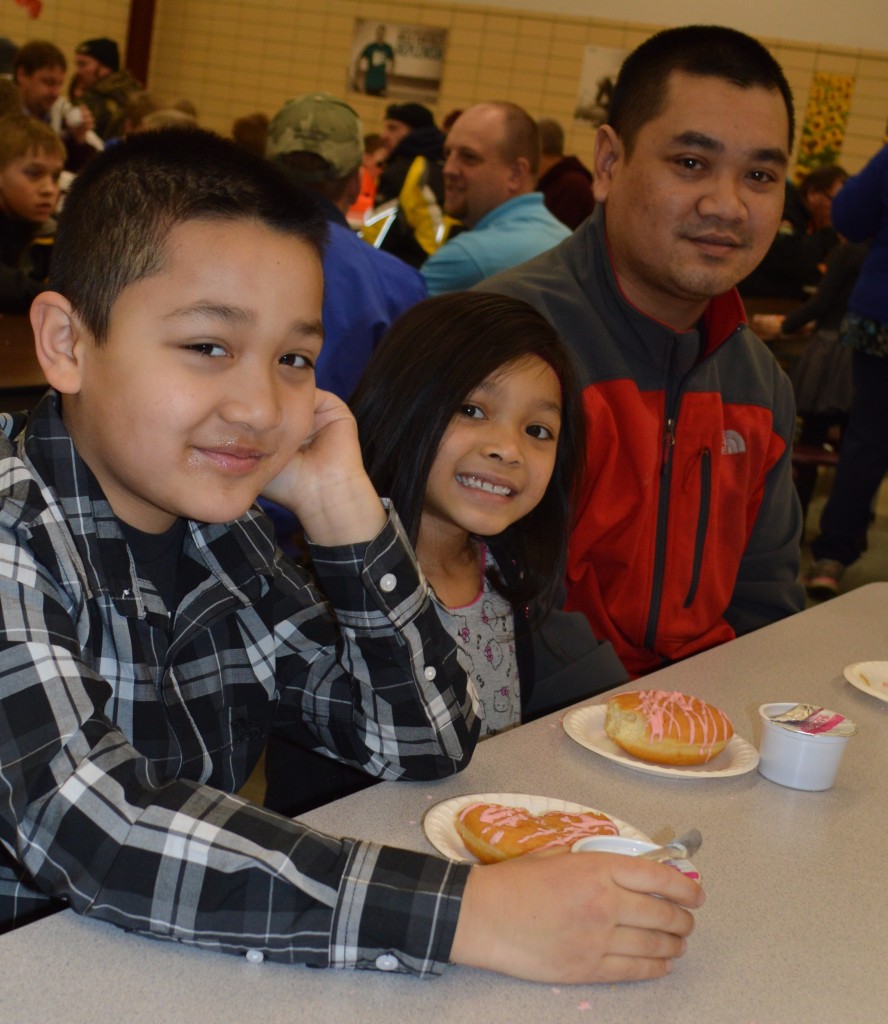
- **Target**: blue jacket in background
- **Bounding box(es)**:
[831,143,888,325]
[315,195,427,400]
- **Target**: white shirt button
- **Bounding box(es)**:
[375,953,399,971]
[379,573,397,592]
[245,948,265,964]
[423,665,437,681]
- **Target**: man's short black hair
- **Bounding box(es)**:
[609,25,795,156]
[50,127,327,344]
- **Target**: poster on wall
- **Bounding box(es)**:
[574,46,627,127]
[347,20,448,105]
[794,72,855,181]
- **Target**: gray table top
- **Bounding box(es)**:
[3,583,887,1023]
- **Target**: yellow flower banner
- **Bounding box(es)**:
[795,73,855,181]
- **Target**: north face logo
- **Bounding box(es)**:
[722,430,746,454]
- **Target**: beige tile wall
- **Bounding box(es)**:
[5,1,885,170]
[147,0,886,171]
[3,0,130,73]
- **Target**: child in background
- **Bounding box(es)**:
[264,293,627,813]
[0,114,64,312]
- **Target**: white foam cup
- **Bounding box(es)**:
[571,836,654,855]
[64,104,84,129]
[757,702,851,790]
[570,835,701,881]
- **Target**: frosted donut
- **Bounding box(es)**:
[455,801,618,864]
[604,690,733,765]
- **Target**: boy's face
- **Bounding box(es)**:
[62,218,324,533]
[0,147,63,222]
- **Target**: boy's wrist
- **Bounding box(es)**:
[298,476,387,546]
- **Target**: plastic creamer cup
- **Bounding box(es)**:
[758,702,856,791]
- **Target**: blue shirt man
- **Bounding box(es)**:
[421,102,570,295]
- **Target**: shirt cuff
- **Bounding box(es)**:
[308,505,428,628]
[329,841,471,976]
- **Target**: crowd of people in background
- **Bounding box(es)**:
[1,28,884,606]
[0,20,886,987]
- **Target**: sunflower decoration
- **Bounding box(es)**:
[794,73,855,182]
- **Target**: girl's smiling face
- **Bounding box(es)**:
[420,354,562,550]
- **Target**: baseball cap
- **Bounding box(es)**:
[76,38,120,72]
[267,93,362,180]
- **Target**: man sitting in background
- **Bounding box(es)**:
[420,102,570,295]
[536,116,595,230]
[72,37,141,141]
[361,102,451,267]
[267,91,427,401]
[13,40,101,169]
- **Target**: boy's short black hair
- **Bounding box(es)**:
[50,127,328,343]
[609,25,795,156]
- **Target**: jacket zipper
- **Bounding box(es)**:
[683,447,711,607]
[643,371,680,652]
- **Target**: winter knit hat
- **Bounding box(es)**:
[384,103,434,131]
[76,38,120,73]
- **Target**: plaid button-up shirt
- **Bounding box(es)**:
[0,395,478,974]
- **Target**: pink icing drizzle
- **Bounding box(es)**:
[458,802,618,852]
[634,690,731,760]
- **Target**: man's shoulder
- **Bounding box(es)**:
[475,218,587,294]
[325,222,426,299]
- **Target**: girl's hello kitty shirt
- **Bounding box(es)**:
[432,545,519,737]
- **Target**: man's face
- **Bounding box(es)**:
[74,54,104,90]
[442,106,518,228]
[0,147,63,222]
[15,64,65,117]
[380,118,410,155]
[594,70,790,329]
[62,218,324,533]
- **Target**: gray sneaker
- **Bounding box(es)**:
[805,559,845,600]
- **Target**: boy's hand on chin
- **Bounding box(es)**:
[261,389,386,546]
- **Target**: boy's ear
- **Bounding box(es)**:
[31,292,87,395]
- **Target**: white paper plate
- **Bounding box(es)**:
[422,792,650,863]
[562,704,759,778]
[844,661,888,705]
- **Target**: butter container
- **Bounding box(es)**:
[758,702,856,791]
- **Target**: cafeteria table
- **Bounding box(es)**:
[0,313,46,412]
[2,583,886,1023]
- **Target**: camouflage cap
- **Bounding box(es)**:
[267,93,362,180]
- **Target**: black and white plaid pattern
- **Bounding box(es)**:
[0,394,476,973]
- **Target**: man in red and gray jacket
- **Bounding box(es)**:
[479,25,805,677]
